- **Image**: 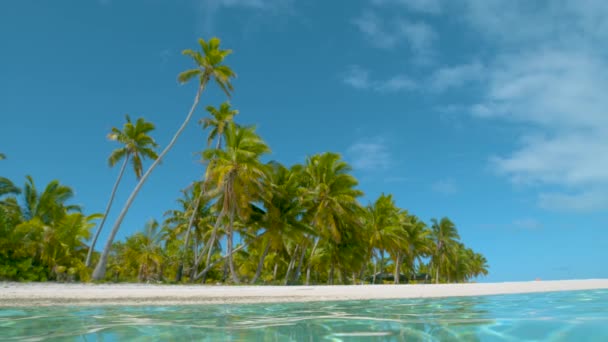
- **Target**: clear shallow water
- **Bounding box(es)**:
[1,290,607,341]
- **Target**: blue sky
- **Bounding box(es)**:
[1,0,607,282]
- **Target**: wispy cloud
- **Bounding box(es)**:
[198,0,293,33]
[347,137,392,171]
[449,0,608,211]
[539,191,608,213]
[353,11,437,62]
[513,218,543,230]
[371,0,442,14]
[429,61,485,92]
[342,66,371,90]
[342,65,416,93]
[431,178,458,195]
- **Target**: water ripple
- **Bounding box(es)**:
[0,289,607,341]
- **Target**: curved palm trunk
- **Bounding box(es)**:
[85,154,129,267]
[227,205,239,284]
[175,183,203,282]
[293,243,307,283]
[177,137,220,282]
[394,251,401,284]
[194,238,255,281]
[93,84,205,280]
[250,238,271,284]
[283,244,300,285]
[305,238,319,285]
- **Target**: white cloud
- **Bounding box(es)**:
[371,0,442,14]
[539,191,608,213]
[198,0,292,33]
[431,179,458,195]
[347,138,392,171]
[429,61,485,92]
[343,66,371,90]
[353,11,437,62]
[342,66,416,93]
[455,1,608,211]
[375,75,417,92]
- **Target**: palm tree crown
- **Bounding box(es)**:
[178,37,236,97]
[108,115,159,179]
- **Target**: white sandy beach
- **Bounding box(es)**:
[1,279,607,306]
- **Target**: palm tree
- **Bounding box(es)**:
[363,194,404,283]
[85,116,158,267]
[401,215,432,281]
[200,122,270,283]
[430,217,461,283]
[301,153,363,284]
[201,102,238,149]
[93,37,235,280]
[176,102,238,281]
[250,162,311,284]
[0,177,21,198]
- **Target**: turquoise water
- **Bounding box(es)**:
[1,289,607,341]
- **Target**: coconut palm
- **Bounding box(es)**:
[175,102,238,281]
[93,37,235,280]
[363,194,404,283]
[301,153,364,284]
[0,177,21,198]
[85,116,158,267]
[200,122,270,283]
[401,215,432,281]
[200,102,238,149]
[430,217,461,283]
[250,162,312,284]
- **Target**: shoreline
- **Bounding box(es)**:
[1,279,607,307]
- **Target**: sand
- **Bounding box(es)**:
[1,279,607,306]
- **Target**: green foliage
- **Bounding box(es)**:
[0,176,100,281]
[2,36,488,285]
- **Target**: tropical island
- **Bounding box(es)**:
[0,38,488,286]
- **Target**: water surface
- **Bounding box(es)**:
[1,289,607,341]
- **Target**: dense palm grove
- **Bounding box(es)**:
[0,38,488,284]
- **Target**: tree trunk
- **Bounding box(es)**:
[283,244,299,285]
[293,242,307,283]
[203,210,225,273]
[328,260,334,285]
[372,258,377,284]
[305,238,319,285]
[93,83,206,280]
[85,154,129,267]
[177,136,220,282]
[250,238,271,284]
[227,205,239,284]
[394,251,401,284]
[272,262,278,282]
[194,239,252,281]
[436,263,440,284]
[380,249,385,275]
[175,181,203,282]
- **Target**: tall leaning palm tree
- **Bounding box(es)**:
[92,37,236,280]
[85,116,158,267]
[175,102,238,282]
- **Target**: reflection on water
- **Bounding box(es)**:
[1,290,607,341]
